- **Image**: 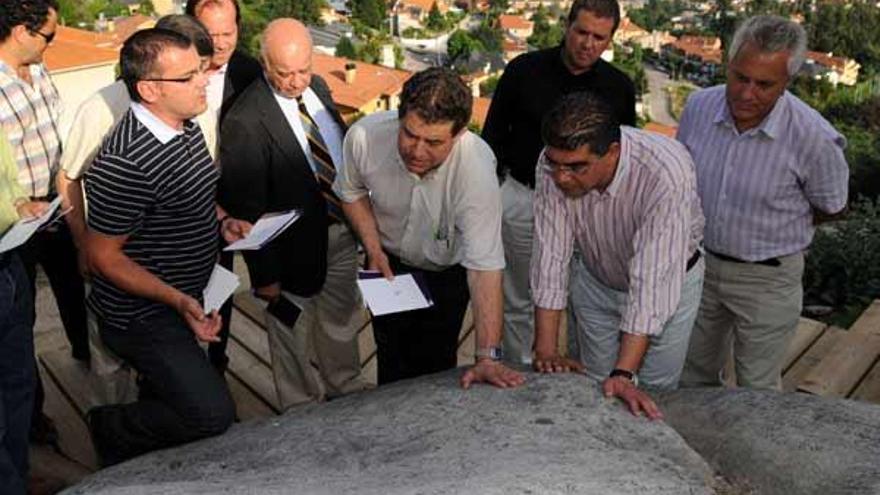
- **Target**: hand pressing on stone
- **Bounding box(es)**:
[460,359,526,389]
[533,353,585,374]
[603,376,663,420]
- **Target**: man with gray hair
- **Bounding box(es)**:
[677,15,849,390]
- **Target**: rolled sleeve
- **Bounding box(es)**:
[456,143,505,271]
[335,124,370,203]
[621,184,690,336]
[803,132,849,215]
[530,163,574,310]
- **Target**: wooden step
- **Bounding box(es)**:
[782,326,845,393]
[225,373,276,421]
[37,361,98,470]
[225,338,281,413]
[783,318,827,372]
[797,303,880,398]
[850,359,880,403]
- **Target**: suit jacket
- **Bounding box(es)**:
[218,75,348,297]
[220,50,263,123]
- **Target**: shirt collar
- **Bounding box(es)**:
[715,90,788,139]
[130,102,184,144]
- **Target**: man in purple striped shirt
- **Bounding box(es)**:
[531,92,704,418]
[677,16,849,390]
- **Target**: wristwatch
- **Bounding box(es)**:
[609,368,639,387]
[475,346,503,361]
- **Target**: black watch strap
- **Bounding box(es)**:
[610,368,635,382]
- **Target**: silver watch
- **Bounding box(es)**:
[475,346,503,361]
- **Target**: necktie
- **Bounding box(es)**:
[296,96,344,223]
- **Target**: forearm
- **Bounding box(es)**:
[467,269,503,350]
[341,196,384,257]
[56,174,88,247]
[87,241,185,309]
[534,306,562,357]
[615,332,649,373]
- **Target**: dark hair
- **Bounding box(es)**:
[398,67,472,135]
[0,0,59,42]
[156,14,214,58]
[185,0,241,24]
[120,28,193,103]
[541,92,621,155]
[566,0,621,33]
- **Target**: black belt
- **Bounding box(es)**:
[686,250,701,272]
[706,249,781,267]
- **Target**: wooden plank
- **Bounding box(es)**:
[225,337,281,413]
[783,318,828,372]
[233,292,267,329]
[359,323,376,367]
[782,326,845,393]
[361,352,378,387]
[850,358,880,403]
[230,309,271,366]
[40,350,96,417]
[225,373,276,421]
[798,307,880,397]
[37,361,98,470]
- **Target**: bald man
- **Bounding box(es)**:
[218,19,369,409]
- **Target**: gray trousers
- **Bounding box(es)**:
[570,253,705,389]
[681,251,804,390]
[265,224,369,409]
[500,177,535,364]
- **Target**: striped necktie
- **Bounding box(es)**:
[296,96,344,223]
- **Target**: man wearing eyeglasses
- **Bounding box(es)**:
[82,29,241,466]
[531,92,704,419]
[0,0,90,449]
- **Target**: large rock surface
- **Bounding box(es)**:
[658,387,880,495]
[63,372,720,494]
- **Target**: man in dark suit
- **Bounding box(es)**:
[218,19,369,409]
[186,0,262,372]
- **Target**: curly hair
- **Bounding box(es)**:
[541,91,621,155]
[0,0,59,42]
[398,67,472,135]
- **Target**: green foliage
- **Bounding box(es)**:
[611,45,647,97]
[479,74,500,96]
[401,27,431,39]
[351,0,387,30]
[447,29,484,63]
[335,37,357,59]
[527,4,564,50]
[808,1,880,77]
[425,2,447,31]
[488,0,509,16]
[804,198,880,327]
[472,18,503,53]
[626,0,686,32]
[56,0,130,26]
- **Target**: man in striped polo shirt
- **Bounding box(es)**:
[531,92,705,419]
[83,29,241,466]
[677,16,849,390]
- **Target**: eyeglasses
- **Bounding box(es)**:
[539,154,593,176]
[31,30,55,44]
[141,67,207,84]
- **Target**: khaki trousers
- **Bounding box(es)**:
[681,251,804,390]
[264,224,369,410]
[500,177,535,364]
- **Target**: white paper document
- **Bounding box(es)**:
[357,272,433,316]
[203,264,241,314]
[223,210,301,251]
[0,196,64,253]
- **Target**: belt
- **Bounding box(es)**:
[686,250,701,272]
[706,249,781,267]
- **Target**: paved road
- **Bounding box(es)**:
[645,66,677,127]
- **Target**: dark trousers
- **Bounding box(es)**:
[208,250,234,373]
[0,254,36,495]
[92,309,235,465]
[372,256,470,385]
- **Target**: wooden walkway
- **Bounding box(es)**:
[30,267,880,490]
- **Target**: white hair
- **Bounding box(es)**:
[728,15,807,77]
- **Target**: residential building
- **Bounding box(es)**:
[805,50,861,86]
[312,54,412,122]
[499,14,534,39]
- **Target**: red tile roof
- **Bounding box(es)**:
[43,26,119,73]
[471,96,491,128]
[313,54,412,111]
[499,14,533,31]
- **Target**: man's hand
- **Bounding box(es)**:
[367,249,394,280]
[460,359,526,389]
[602,376,663,420]
[176,294,222,343]
[220,217,252,244]
[533,352,585,374]
[16,200,49,219]
[254,282,282,303]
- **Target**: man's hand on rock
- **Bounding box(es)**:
[602,376,663,420]
[533,352,585,374]
[460,359,525,389]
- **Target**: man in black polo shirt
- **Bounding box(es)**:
[481,0,636,365]
[82,29,247,466]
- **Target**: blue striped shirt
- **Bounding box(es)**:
[531,127,704,336]
[677,86,849,260]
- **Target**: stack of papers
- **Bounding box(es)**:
[223,210,301,251]
[0,197,65,253]
[203,264,240,313]
[357,271,434,316]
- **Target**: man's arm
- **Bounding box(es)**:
[56,173,89,275]
[533,306,584,373]
[86,231,221,341]
[460,268,525,389]
[340,195,393,279]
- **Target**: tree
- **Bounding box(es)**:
[335,37,357,59]
[426,2,447,32]
[527,4,564,50]
[275,0,326,26]
[472,18,503,53]
[488,0,509,16]
[447,30,483,63]
[351,0,387,30]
